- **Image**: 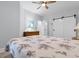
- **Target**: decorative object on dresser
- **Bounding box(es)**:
[23,31,39,36]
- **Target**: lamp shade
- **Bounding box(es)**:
[74,23,79,31]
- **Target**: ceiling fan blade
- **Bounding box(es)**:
[37,6,41,9]
[32,2,40,4]
[47,1,56,4]
[45,5,48,9]
[32,1,44,4]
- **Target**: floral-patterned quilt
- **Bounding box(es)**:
[6,36,79,58]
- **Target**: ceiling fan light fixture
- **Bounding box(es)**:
[42,3,45,6]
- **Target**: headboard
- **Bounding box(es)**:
[23,31,39,37]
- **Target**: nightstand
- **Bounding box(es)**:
[72,37,79,40]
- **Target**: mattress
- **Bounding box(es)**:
[6,36,79,58]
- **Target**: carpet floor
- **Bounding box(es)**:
[0,51,12,58]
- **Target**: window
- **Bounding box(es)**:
[25,19,37,31]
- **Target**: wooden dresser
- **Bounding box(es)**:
[23,31,39,37]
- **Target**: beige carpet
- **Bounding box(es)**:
[0,51,12,58]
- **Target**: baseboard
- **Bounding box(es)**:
[0,48,5,53]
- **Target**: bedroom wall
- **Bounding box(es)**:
[0,1,20,49]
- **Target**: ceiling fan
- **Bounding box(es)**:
[32,1,56,9]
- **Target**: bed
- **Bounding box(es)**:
[6,35,79,58]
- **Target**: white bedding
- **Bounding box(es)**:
[7,36,79,58]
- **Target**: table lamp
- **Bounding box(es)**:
[74,23,79,39]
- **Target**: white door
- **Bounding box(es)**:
[53,19,63,38]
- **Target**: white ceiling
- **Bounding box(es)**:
[21,1,79,17]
